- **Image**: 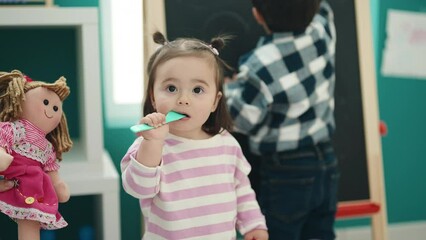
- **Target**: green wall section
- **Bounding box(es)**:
[103,129,142,240]
[54,0,97,7]
[375,0,426,224]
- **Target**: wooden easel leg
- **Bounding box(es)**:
[371,210,388,240]
[45,0,53,7]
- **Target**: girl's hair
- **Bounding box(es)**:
[251,0,321,32]
[0,70,73,161]
[144,31,233,135]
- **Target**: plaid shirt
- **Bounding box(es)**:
[225,1,336,155]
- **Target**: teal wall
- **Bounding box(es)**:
[374,0,426,224]
[104,129,142,240]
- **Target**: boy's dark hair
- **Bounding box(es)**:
[251,0,321,32]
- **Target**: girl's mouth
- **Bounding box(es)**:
[176,112,190,119]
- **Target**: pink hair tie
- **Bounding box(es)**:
[23,75,33,82]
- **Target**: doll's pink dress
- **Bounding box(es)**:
[0,119,67,229]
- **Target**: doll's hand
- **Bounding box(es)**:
[137,112,169,141]
[244,229,269,240]
[0,147,13,171]
[54,180,70,203]
[48,171,70,203]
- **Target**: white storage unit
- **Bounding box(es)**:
[0,7,121,240]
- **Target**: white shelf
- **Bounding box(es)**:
[62,150,119,196]
[0,7,121,240]
[62,151,120,240]
[0,7,105,174]
[0,7,98,26]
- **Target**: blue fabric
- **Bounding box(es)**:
[259,141,339,240]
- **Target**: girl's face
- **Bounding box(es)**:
[21,87,63,134]
[152,56,222,139]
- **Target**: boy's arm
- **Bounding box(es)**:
[318,0,334,22]
[225,67,271,134]
[314,1,336,54]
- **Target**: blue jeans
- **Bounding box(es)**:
[258,142,339,240]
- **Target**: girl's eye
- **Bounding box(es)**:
[193,87,204,94]
[166,85,177,93]
[53,106,59,112]
[43,99,49,105]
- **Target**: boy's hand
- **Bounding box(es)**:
[224,73,238,84]
[244,229,269,240]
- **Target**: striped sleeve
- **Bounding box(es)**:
[0,122,13,153]
[121,138,161,199]
[43,152,60,172]
[234,148,267,234]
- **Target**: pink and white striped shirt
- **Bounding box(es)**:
[121,130,267,240]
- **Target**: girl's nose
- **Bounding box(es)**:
[177,92,190,105]
[178,100,190,105]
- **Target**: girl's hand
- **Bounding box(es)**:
[244,229,269,240]
[135,112,168,167]
[137,112,168,141]
[0,147,13,171]
[0,180,14,192]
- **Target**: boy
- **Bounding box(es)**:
[224,0,338,239]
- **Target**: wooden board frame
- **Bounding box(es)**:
[352,0,388,239]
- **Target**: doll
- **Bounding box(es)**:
[0,70,73,240]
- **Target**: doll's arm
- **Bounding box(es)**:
[0,147,13,171]
[48,170,70,203]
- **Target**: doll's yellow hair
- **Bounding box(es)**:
[0,70,73,161]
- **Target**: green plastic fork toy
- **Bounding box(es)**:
[130,111,186,133]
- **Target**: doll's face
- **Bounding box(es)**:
[21,87,63,134]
